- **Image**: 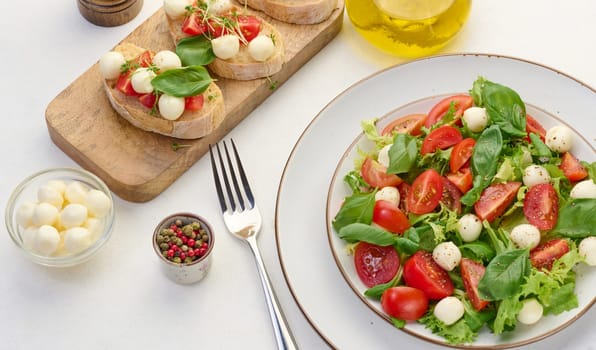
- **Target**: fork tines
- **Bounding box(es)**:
[209,139,255,213]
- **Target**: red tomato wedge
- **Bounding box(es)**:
[403,251,454,300]
[440,177,462,213]
[373,200,410,234]
[138,93,157,108]
[135,50,154,68]
[407,169,444,215]
[354,242,400,288]
[523,183,559,230]
[115,71,139,96]
[460,258,490,311]
[182,12,208,36]
[474,182,522,222]
[560,152,588,182]
[425,94,473,128]
[381,114,427,136]
[381,286,429,321]
[420,125,463,155]
[236,15,261,42]
[447,167,473,194]
[530,239,570,270]
[361,157,402,188]
[185,94,205,111]
[450,138,476,173]
[397,182,411,214]
[526,114,547,141]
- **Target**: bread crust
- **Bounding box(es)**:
[241,0,339,24]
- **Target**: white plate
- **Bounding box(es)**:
[275,54,596,350]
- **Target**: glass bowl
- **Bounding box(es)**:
[5,167,115,267]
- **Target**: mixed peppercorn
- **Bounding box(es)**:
[156,218,210,264]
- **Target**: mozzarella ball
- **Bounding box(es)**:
[163,0,192,17]
[32,225,61,256]
[510,224,541,249]
[37,185,64,209]
[85,218,105,238]
[206,0,232,14]
[211,35,240,60]
[570,179,596,199]
[131,68,156,94]
[462,107,488,133]
[457,214,483,242]
[579,237,596,266]
[32,202,59,226]
[85,189,112,218]
[153,50,181,72]
[158,94,185,120]
[517,298,543,325]
[60,204,88,229]
[545,125,573,153]
[248,35,275,62]
[377,144,392,168]
[46,180,66,195]
[522,164,551,187]
[432,241,461,271]
[375,187,400,206]
[99,51,126,80]
[16,201,37,228]
[63,227,92,254]
[64,181,88,204]
[433,296,465,325]
[21,226,38,249]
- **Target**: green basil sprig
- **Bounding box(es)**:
[176,35,216,66]
[151,65,212,98]
[332,192,376,232]
[477,249,530,301]
[552,198,596,238]
[387,133,418,174]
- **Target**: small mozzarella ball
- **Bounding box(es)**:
[462,107,488,133]
[163,0,192,17]
[16,201,37,228]
[37,185,64,209]
[433,297,465,325]
[153,50,181,71]
[517,298,543,325]
[32,202,59,226]
[99,51,126,80]
[432,241,461,271]
[21,226,38,249]
[375,187,400,206]
[570,179,596,199]
[377,144,392,168]
[60,204,88,229]
[158,94,185,120]
[211,35,240,60]
[63,227,92,254]
[46,180,66,195]
[545,125,573,153]
[522,164,551,187]
[510,224,541,249]
[131,68,156,94]
[64,181,88,204]
[85,190,112,218]
[579,237,596,266]
[85,218,105,238]
[457,214,483,242]
[206,0,232,14]
[248,35,275,62]
[32,225,61,256]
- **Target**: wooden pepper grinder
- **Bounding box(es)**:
[77,0,144,27]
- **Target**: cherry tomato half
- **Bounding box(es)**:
[425,94,473,128]
[373,200,410,234]
[523,183,559,230]
[440,177,462,214]
[474,182,521,223]
[381,286,429,321]
[354,242,400,288]
[560,152,588,182]
[361,157,402,188]
[406,169,443,215]
[447,167,473,194]
[530,238,570,270]
[450,138,476,173]
[526,114,547,141]
[381,114,427,137]
[236,15,261,42]
[182,12,209,36]
[403,251,454,300]
[115,71,139,97]
[185,94,205,111]
[420,125,463,155]
[138,93,157,109]
[460,258,489,311]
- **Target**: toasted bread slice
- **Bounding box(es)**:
[241,0,338,24]
[103,43,226,139]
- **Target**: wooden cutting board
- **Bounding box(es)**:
[46,3,344,202]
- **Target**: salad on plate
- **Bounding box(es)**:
[331,77,596,345]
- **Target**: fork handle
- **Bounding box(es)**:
[246,235,298,350]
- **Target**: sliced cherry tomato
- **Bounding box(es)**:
[526,114,547,141]
[523,183,559,230]
[185,94,205,111]
[474,182,522,222]
[406,169,443,215]
[182,12,209,36]
[403,251,454,300]
[115,71,138,97]
[381,286,429,321]
[138,93,157,109]
[530,238,570,270]
[354,242,400,288]
[425,94,473,128]
[236,15,261,42]
[373,200,410,234]
[440,177,462,213]
[361,157,402,188]
[460,258,490,311]
[420,125,463,155]
[135,50,154,68]
[397,182,411,214]
[450,138,476,173]
[381,114,427,137]
[447,167,473,194]
[560,152,588,182]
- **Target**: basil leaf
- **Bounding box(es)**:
[332,191,376,232]
[175,35,215,66]
[478,249,530,301]
[151,66,212,97]
[387,133,418,174]
[460,241,496,263]
[395,227,420,255]
[337,223,397,246]
[481,80,527,138]
[529,133,552,158]
[552,198,596,238]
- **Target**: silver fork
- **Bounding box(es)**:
[209,140,298,350]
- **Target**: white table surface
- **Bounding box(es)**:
[1,0,595,349]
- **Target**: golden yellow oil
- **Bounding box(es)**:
[346,0,472,57]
